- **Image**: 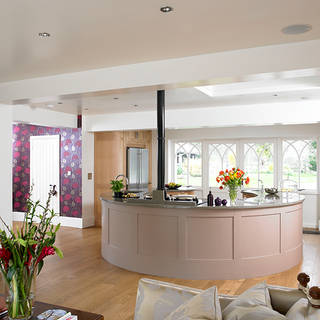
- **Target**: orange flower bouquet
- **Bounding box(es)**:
[216,168,250,205]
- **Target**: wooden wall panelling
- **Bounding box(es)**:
[94,131,124,226]
[94,130,152,226]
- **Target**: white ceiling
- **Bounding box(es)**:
[1,0,320,115]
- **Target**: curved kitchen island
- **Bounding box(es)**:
[100,191,304,280]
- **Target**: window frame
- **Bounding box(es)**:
[281,138,318,191]
[242,139,276,190]
[172,140,203,187]
[208,141,238,188]
[168,137,319,195]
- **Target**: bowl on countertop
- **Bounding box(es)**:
[265,188,278,194]
[165,183,182,189]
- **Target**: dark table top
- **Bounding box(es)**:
[0,299,104,320]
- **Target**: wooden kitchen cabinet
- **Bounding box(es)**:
[94,130,152,226]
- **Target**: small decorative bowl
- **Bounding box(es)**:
[265,188,278,194]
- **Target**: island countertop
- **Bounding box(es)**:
[99,191,305,209]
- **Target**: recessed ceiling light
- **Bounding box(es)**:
[134,104,138,107]
[160,6,173,13]
[84,108,89,110]
[46,104,54,108]
[114,97,119,100]
[281,24,312,35]
[38,32,50,38]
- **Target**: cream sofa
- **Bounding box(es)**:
[134,278,320,320]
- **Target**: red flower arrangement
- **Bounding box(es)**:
[216,167,250,190]
[0,185,63,319]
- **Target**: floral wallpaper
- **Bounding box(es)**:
[12,123,82,218]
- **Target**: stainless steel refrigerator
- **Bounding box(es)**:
[126,147,149,190]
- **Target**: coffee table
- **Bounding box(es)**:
[1,300,104,320]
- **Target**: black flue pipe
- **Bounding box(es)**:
[157,90,165,190]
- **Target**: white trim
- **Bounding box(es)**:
[82,216,95,228]
[12,212,88,229]
[303,223,320,229]
[1,104,13,228]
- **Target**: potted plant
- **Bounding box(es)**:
[110,179,124,198]
[0,185,63,320]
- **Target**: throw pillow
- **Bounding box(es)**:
[164,286,222,320]
[134,278,201,320]
[224,305,286,319]
[286,298,320,320]
[222,281,286,320]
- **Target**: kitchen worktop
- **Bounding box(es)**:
[100,191,304,209]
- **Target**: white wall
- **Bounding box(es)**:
[0,104,13,230]
[13,105,77,128]
[86,100,320,132]
[303,194,318,228]
[165,123,320,140]
[81,116,95,228]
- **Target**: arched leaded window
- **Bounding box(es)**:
[175,142,202,186]
[282,140,317,189]
[209,143,236,187]
[244,142,274,188]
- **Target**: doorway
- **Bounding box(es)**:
[30,135,60,214]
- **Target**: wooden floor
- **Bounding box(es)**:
[2,224,319,320]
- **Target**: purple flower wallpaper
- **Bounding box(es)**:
[12,123,82,218]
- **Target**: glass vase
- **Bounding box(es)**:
[1,266,36,320]
[228,184,239,206]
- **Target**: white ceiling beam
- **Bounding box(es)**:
[1,39,319,105]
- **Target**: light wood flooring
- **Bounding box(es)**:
[1,224,319,320]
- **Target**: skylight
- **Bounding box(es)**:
[194,82,317,97]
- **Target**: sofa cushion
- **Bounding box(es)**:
[268,285,306,314]
[286,298,320,320]
[134,278,202,320]
[164,286,222,320]
[222,281,286,320]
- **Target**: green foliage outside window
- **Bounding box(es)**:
[308,140,317,172]
[177,166,183,175]
[189,160,202,177]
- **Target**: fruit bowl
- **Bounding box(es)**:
[165,183,182,189]
[265,188,278,194]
